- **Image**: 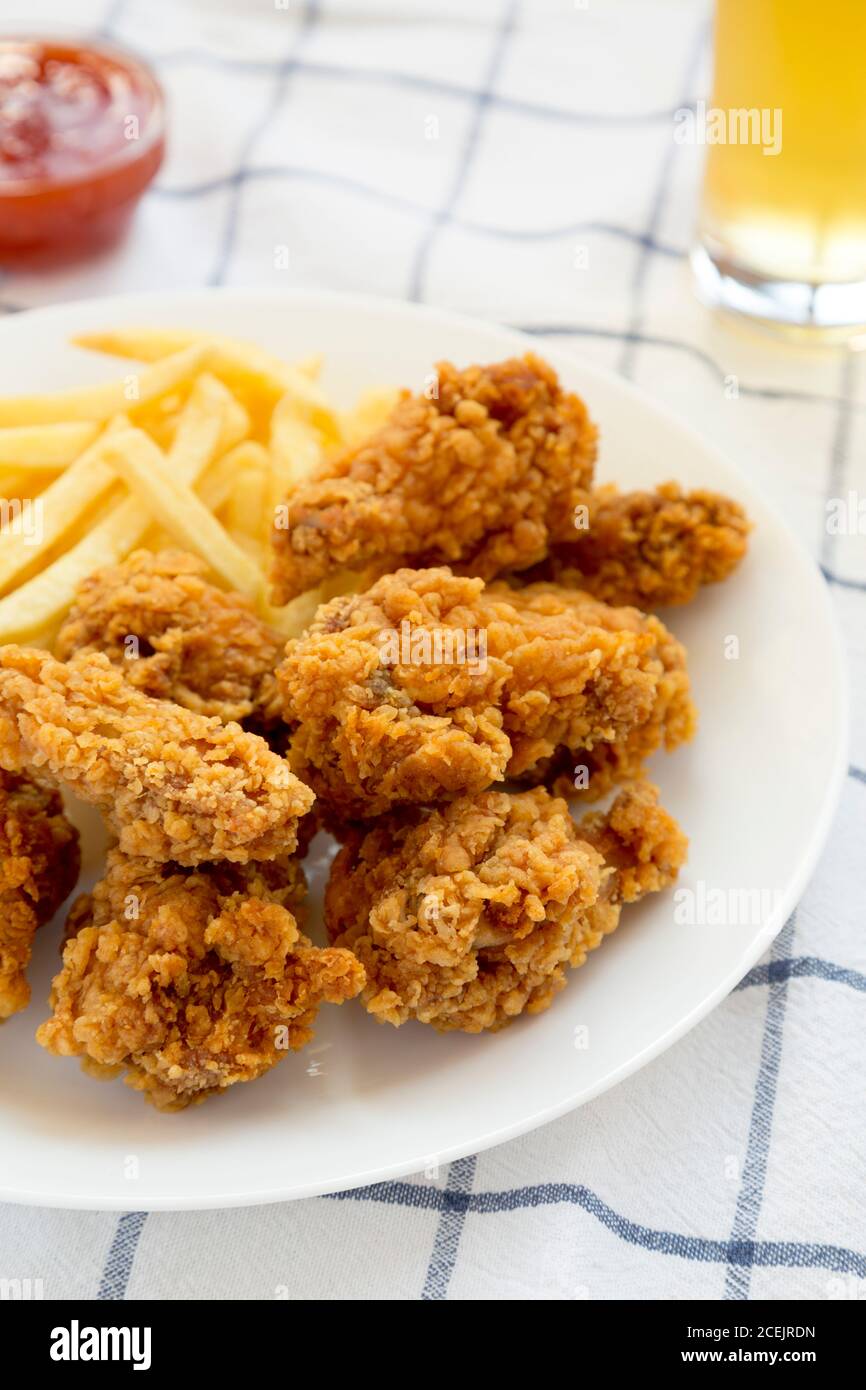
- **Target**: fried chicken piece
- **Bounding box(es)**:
[0,770,80,1019]
[278,569,512,819]
[576,781,688,902]
[495,582,696,797]
[0,646,314,866]
[38,849,364,1109]
[277,567,693,818]
[56,550,284,727]
[325,783,686,1032]
[533,483,750,608]
[486,580,695,780]
[270,354,597,603]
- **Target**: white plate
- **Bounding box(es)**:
[0,288,847,1211]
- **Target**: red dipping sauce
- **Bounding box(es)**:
[0,38,165,266]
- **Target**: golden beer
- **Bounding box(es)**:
[693,0,866,333]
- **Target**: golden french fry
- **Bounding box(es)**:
[0,469,54,499]
[0,345,205,427]
[338,386,400,447]
[230,439,270,467]
[169,372,249,468]
[294,353,323,380]
[73,329,339,440]
[270,395,324,489]
[223,451,270,539]
[137,409,182,452]
[0,416,129,595]
[227,532,267,565]
[0,325,380,646]
[0,374,245,599]
[0,421,101,469]
[261,570,362,640]
[0,489,158,643]
[132,389,186,450]
[210,347,338,440]
[262,592,322,639]
[73,327,208,362]
[100,430,262,599]
[0,377,246,641]
[197,442,268,515]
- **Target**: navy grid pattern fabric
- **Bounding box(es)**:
[0,0,863,1301]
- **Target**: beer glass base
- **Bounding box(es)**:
[691,243,866,345]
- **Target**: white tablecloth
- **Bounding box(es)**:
[1,0,864,1301]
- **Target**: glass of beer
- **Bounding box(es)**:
[691,0,866,338]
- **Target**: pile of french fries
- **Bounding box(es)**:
[0,328,398,648]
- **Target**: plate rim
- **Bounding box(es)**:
[0,285,849,1210]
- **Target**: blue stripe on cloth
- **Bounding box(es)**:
[724,915,796,1299]
[737,955,866,996]
[329,1175,866,1276]
[154,166,431,211]
[97,1211,148,1300]
[458,220,682,255]
[154,169,684,258]
[120,42,693,129]
[1,250,859,422]
[850,765,866,784]
[97,0,128,39]
[822,567,866,592]
[619,16,710,379]
[421,1155,477,1300]
[409,0,520,302]
[516,323,861,411]
[86,930,863,1299]
[208,0,322,286]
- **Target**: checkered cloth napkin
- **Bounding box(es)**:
[1,0,863,1301]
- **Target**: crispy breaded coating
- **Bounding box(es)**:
[277,567,692,818]
[325,783,686,1032]
[485,580,695,780]
[56,550,284,727]
[0,770,80,1019]
[38,849,364,1109]
[495,582,696,797]
[271,354,597,603]
[576,780,690,902]
[278,569,512,819]
[536,483,750,608]
[0,646,314,866]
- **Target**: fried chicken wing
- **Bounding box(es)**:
[278,569,512,819]
[485,580,695,780]
[56,550,284,728]
[0,646,314,866]
[277,567,693,818]
[494,581,696,797]
[534,482,750,608]
[325,783,686,1032]
[0,770,80,1019]
[271,354,597,603]
[38,849,364,1109]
